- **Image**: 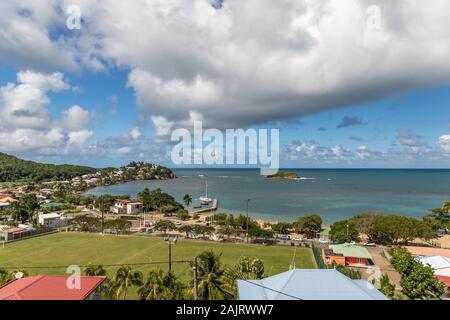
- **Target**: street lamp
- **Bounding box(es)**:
[165,236,177,273]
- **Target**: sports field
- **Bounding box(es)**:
[0,233,316,279]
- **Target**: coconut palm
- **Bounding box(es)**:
[109,266,143,300]
[183,194,192,208]
[196,250,231,300]
[84,264,107,276]
[138,268,169,300]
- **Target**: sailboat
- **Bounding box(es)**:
[199,178,212,205]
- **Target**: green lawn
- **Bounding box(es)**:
[0,233,316,280]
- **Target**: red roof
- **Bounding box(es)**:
[436,275,450,288]
[0,275,105,300]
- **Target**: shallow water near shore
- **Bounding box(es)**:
[86,169,450,224]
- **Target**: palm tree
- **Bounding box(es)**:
[196,250,231,300]
[138,269,168,300]
[84,264,107,276]
[109,266,143,300]
[183,194,192,208]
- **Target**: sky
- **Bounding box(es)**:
[0,0,449,169]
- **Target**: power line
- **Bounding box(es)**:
[1,260,193,270]
[239,278,303,300]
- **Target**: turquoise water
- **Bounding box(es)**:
[86,169,450,224]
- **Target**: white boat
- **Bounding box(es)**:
[199,179,212,204]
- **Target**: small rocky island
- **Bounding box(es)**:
[263,172,300,180]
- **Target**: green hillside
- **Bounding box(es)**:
[0,152,96,183]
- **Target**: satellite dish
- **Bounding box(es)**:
[15,272,24,279]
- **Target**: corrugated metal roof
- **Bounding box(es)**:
[329,244,372,259]
[0,275,105,300]
[237,269,388,300]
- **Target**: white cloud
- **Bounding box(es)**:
[438,134,450,153]
[67,129,94,146]
[151,116,174,137]
[0,71,93,155]
[130,127,142,140]
[2,1,450,133]
[61,105,91,131]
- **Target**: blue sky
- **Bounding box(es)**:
[0,1,449,168]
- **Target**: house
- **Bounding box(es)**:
[38,213,62,228]
[126,201,143,214]
[111,200,143,214]
[0,227,26,241]
[323,243,374,267]
[111,199,130,214]
[318,229,331,242]
[0,275,106,300]
[237,269,388,300]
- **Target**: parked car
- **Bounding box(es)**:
[363,242,376,247]
[292,237,304,241]
[278,235,291,241]
[318,238,329,244]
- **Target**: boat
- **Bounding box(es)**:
[199,178,212,204]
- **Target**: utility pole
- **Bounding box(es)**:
[193,256,198,300]
[100,196,104,235]
[245,199,250,243]
[168,240,172,273]
[346,224,349,243]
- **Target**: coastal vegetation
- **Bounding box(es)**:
[293,215,322,238]
[0,152,95,183]
[390,247,445,300]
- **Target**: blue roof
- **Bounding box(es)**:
[237,269,388,300]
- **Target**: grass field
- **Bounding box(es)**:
[0,233,316,280]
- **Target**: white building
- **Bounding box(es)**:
[126,202,143,214]
[38,213,62,228]
[111,200,143,214]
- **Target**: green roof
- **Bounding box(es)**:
[319,229,330,236]
[329,244,372,259]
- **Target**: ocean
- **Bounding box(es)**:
[85,169,450,224]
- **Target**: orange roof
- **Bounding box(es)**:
[436,275,450,287]
[0,275,105,300]
[406,247,450,259]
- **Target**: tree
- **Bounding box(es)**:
[104,218,132,233]
[351,213,379,236]
[109,266,143,300]
[178,225,194,237]
[176,209,190,221]
[332,263,361,280]
[223,257,265,299]
[330,220,359,243]
[294,215,322,238]
[183,194,192,208]
[138,269,185,300]
[195,250,231,300]
[401,265,445,300]
[154,220,176,235]
[423,201,450,231]
[271,222,292,235]
[84,264,107,276]
[390,247,445,300]
[378,274,395,299]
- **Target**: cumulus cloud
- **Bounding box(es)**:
[438,134,450,153]
[0,71,93,155]
[61,105,91,131]
[1,0,450,135]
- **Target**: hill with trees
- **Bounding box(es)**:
[0,152,96,183]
